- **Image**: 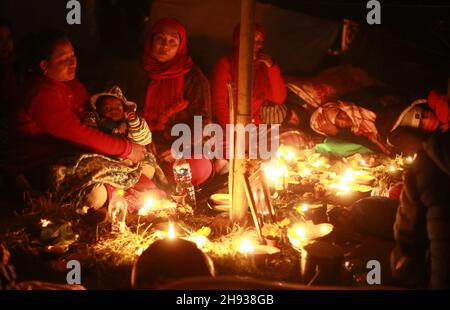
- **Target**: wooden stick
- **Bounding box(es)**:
[230,0,256,224]
[227,81,236,207]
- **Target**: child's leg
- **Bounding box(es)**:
[85,184,108,210]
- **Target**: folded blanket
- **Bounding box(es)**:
[49,153,143,210]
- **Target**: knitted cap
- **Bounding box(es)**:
[90,85,137,112]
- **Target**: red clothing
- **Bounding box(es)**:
[143,18,194,132]
[16,76,131,158]
[211,56,286,127]
[428,89,449,125]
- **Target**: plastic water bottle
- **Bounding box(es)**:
[173,158,196,208]
[108,188,128,233]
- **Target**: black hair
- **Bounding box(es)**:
[33,28,70,62]
[16,28,70,78]
[0,18,12,30]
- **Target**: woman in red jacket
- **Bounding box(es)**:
[14,30,145,209]
[143,18,212,186]
[210,24,287,128]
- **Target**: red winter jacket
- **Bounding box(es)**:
[16,76,131,159]
[210,56,286,128]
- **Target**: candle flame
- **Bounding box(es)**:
[40,219,52,227]
[187,235,209,249]
[321,225,330,234]
[301,204,309,212]
[312,159,322,168]
[341,168,354,183]
[139,196,155,216]
[168,222,175,239]
[135,247,145,256]
[239,239,255,254]
[389,164,396,172]
[295,226,306,238]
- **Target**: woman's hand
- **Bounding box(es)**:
[126,142,146,163]
[255,53,274,68]
[368,134,391,155]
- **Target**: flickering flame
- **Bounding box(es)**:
[301,204,309,212]
[321,225,331,234]
[276,146,296,161]
[284,149,296,161]
[360,159,366,166]
[139,196,155,216]
[389,164,396,172]
[341,168,354,183]
[406,156,414,164]
[40,219,52,228]
[239,239,255,254]
[168,222,175,239]
[187,235,209,249]
[295,226,306,239]
[303,168,311,176]
[262,162,287,189]
[135,247,145,256]
[311,159,322,168]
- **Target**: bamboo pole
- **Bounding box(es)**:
[230,0,256,224]
[447,76,450,103]
[227,81,236,211]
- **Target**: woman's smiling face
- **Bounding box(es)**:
[40,39,77,82]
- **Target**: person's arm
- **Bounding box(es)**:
[366,133,391,155]
[29,86,131,158]
[266,64,287,104]
[391,156,428,287]
[126,112,152,146]
[210,57,232,128]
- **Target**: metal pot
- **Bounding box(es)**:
[300,241,344,285]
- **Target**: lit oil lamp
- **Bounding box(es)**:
[186,235,209,250]
[287,223,334,249]
[168,222,176,240]
[40,219,52,228]
[239,239,255,254]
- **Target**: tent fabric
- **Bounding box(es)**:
[150,0,340,74]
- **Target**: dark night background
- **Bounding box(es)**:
[1,0,449,106]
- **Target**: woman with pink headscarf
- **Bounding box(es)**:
[142,18,212,186]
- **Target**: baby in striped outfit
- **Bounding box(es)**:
[84,86,167,186]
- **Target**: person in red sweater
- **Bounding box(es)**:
[14,30,145,209]
[143,18,212,186]
[210,24,287,128]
